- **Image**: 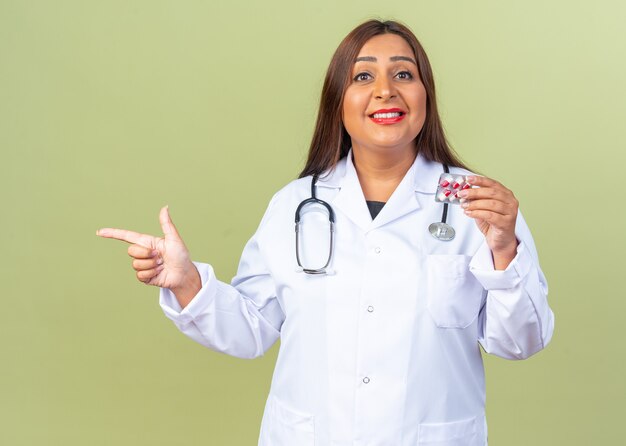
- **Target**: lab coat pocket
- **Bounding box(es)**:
[425,255,484,329]
[417,416,479,445]
[267,395,315,446]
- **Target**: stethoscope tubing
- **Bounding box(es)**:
[440,164,450,225]
[295,165,454,274]
[295,174,335,274]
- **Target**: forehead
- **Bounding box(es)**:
[356,34,414,59]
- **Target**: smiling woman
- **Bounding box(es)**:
[343,34,427,167]
[300,20,467,181]
[98,19,554,446]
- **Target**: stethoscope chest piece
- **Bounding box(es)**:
[429,221,455,241]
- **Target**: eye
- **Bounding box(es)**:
[353,72,372,82]
[396,70,414,80]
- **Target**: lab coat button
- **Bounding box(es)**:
[362,376,370,384]
[367,305,374,313]
[374,247,381,254]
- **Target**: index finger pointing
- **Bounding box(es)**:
[96,228,153,246]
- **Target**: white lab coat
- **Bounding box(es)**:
[160,151,554,446]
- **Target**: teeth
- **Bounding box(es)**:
[372,112,401,119]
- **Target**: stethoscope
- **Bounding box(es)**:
[295,164,454,275]
[427,164,456,242]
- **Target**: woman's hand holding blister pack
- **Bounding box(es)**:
[459,176,519,268]
[436,173,519,269]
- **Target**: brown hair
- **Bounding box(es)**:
[299,19,468,178]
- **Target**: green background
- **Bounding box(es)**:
[2,0,624,444]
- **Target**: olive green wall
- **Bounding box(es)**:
[2,1,624,444]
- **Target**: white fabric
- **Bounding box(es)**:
[160,151,554,446]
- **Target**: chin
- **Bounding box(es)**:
[360,143,415,155]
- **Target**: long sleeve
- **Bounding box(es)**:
[469,211,554,360]
[159,196,285,359]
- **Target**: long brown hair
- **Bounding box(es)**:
[299,19,468,178]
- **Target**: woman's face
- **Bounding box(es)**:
[342,33,427,157]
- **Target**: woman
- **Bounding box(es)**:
[98,20,554,446]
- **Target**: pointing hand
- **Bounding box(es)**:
[97,206,201,306]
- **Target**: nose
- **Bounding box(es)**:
[374,75,396,100]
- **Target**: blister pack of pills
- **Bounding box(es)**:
[435,173,472,204]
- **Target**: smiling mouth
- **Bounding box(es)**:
[369,111,404,119]
[369,111,406,124]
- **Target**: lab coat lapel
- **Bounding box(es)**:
[369,155,422,230]
[329,154,374,232]
[318,151,441,232]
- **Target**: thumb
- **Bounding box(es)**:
[159,205,183,241]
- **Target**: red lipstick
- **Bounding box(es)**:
[369,108,406,125]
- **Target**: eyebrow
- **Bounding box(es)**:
[355,56,417,65]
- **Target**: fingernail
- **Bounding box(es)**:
[156,257,163,265]
[461,201,469,209]
[457,190,468,198]
[152,250,158,257]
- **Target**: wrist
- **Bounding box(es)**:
[492,239,518,256]
[170,264,202,309]
[491,240,518,271]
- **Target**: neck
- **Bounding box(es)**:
[352,145,417,202]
